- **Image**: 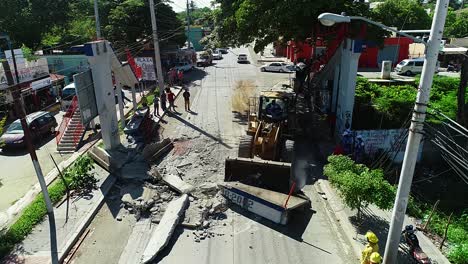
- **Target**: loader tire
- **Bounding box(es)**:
[281,139,294,162]
[238,135,253,158]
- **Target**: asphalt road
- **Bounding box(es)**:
[0,89,135,212]
[0,112,70,211]
[70,47,357,264]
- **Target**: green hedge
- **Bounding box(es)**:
[323,155,396,214]
[353,76,466,129]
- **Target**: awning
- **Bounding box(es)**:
[50,73,65,83]
[440,47,468,55]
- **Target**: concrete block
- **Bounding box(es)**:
[141,194,189,263]
[162,174,194,194]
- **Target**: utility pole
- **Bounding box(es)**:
[383,0,449,263]
[1,42,59,263]
[149,0,165,91]
[94,0,101,39]
[186,0,191,49]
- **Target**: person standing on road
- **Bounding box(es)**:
[160,90,167,112]
[166,89,176,111]
[361,231,379,264]
[183,89,191,112]
[177,70,184,86]
[153,95,160,116]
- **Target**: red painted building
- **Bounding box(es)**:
[358,37,413,69]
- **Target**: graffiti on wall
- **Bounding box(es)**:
[356,129,423,163]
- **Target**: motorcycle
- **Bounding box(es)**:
[402,225,431,264]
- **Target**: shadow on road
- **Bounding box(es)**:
[185,68,208,83]
[229,203,316,242]
[231,111,248,125]
[167,113,232,150]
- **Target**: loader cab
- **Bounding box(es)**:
[258,91,293,122]
[260,96,288,121]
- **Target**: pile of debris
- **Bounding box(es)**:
[116,162,228,232]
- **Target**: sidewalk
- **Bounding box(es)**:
[314,143,451,264]
[0,91,146,232]
[5,165,115,264]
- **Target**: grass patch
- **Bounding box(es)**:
[0,155,95,259]
[407,201,468,264]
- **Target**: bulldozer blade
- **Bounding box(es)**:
[224,157,291,194]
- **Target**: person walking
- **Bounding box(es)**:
[361,231,379,264]
[166,88,176,111]
[160,91,167,112]
[183,89,191,112]
[178,70,184,85]
[153,94,160,116]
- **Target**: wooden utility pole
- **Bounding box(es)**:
[457,51,468,128]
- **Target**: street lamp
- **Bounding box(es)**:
[318,1,449,263]
[318,12,427,45]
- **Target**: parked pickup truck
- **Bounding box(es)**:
[197,51,213,67]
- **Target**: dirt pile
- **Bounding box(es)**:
[231,80,256,113]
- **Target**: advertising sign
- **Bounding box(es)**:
[74,70,98,124]
[135,57,156,81]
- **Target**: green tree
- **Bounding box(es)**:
[0,0,70,49]
[444,10,468,38]
[210,0,373,52]
[371,0,432,30]
[105,0,186,51]
[323,155,396,217]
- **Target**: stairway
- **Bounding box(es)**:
[57,108,86,152]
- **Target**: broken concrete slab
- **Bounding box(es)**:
[198,182,218,195]
[142,138,174,162]
[118,218,156,264]
[162,174,194,194]
[141,194,189,263]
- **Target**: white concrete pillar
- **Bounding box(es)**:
[131,84,137,111]
[336,39,362,134]
[84,40,120,150]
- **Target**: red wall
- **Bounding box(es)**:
[358,37,413,69]
[287,41,313,62]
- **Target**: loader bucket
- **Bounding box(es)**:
[224,157,291,193]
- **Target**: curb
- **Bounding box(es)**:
[315,179,363,258]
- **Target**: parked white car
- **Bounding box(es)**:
[395,58,439,76]
[237,54,248,63]
[260,62,295,73]
[175,61,194,72]
[213,50,223,60]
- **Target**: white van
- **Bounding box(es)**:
[61,83,76,111]
[395,58,439,76]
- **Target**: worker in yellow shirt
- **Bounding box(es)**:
[361,231,379,264]
[369,252,382,264]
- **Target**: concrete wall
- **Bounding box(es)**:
[355,128,423,163]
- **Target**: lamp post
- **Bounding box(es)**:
[318,0,449,262]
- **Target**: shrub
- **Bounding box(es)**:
[0,155,96,259]
[66,155,97,193]
[324,155,396,216]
